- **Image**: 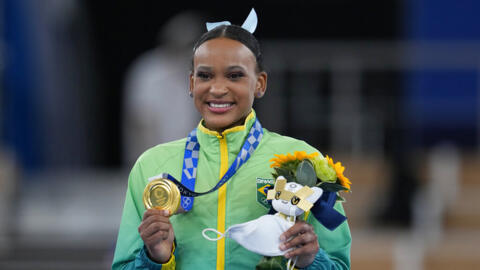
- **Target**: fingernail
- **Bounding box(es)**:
[163,210,170,216]
[280,235,286,241]
[279,244,286,250]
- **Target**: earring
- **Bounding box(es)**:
[189,91,193,97]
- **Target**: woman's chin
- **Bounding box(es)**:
[203,117,241,132]
[202,111,249,133]
[204,121,232,132]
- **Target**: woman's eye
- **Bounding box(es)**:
[228,72,244,80]
[196,72,211,80]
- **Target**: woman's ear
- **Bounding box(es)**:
[189,71,194,93]
[254,71,268,98]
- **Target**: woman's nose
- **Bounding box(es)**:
[209,81,228,96]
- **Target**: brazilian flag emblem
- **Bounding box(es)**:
[256,178,274,209]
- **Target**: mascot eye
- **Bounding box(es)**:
[275,191,281,200]
[291,196,300,205]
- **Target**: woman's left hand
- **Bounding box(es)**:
[279,221,319,268]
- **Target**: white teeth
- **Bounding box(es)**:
[209,103,232,108]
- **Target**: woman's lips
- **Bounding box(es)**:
[207,102,234,113]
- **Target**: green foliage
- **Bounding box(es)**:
[256,256,287,270]
[316,181,349,192]
[272,165,296,183]
[281,160,301,172]
[295,160,317,187]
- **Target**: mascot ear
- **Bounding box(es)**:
[306,187,323,204]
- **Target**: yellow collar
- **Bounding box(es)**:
[197,110,256,138]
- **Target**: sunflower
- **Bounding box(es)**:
[326,155,352,191]
[269,151,319,168]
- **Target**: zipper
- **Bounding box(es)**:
[216,133,228,270]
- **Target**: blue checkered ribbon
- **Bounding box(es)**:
[172,118,264,211]
[180,128,201,210]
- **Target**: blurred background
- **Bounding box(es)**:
[1,0,479,269]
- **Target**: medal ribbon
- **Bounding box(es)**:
[169,118,263,211]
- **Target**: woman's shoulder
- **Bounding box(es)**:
[135,137,187,166]
[262,129,319,153]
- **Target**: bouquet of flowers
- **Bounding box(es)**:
[255,151,351,270]
[269,151,351,201]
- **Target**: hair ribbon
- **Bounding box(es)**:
[206,8,257,33]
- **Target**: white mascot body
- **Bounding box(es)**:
[202,176,323,258]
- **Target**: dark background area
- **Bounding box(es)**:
[82,0,401,167]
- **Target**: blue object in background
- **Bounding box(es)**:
[405,70,477,147]
[404,0,480,148]
[2,0,43,170]
[406,0,480,40]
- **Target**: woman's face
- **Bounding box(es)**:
[190,37,267,133]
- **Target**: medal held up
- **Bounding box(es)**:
[143,118,264,214]
[143,177,182,214]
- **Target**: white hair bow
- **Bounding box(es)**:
[206,8,258,33]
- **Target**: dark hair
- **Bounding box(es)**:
[191,24,265,73]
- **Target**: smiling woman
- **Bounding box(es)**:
[112,9,351,270]
[190,36,267,133]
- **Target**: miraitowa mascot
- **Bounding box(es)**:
[202,176,346,270]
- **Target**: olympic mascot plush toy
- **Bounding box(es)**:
[203,151,350,270]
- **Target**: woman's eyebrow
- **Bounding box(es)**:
[226,65,246,72]
[196,65,213,71]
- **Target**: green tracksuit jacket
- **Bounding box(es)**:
[112,111,351,270]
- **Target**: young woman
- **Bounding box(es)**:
[112,17,351,270]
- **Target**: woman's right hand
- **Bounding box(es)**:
[138,209,175,263]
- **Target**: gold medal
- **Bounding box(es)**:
[143,177,181,215]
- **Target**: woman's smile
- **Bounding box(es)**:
[207,101,235,113]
